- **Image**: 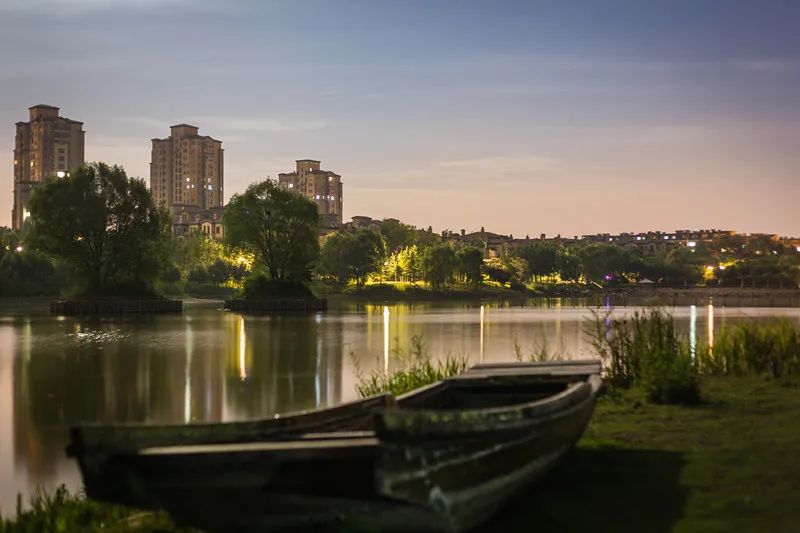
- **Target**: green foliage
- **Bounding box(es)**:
[352,335,469,397]
[0,485,182,532]
[701,319,800,378]
[557,251,583,283]
[456,246,483,288]
[378,219,414,253]
[482,256,513,284]
[172,231,223,277]
[241,274,314,299]
[224,179,320,281]
[25,163,170,297]
[515,242,559,281]
[0,229,59,296]
[588,309,700,404]
[576,244,634,284]
[422,244,458,291]
[319,229,386,285]
[717,256,799,288]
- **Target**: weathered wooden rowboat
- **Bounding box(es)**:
[68,392,394,455]
[68,360,602,532]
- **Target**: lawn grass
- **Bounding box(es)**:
[483,375,800,532]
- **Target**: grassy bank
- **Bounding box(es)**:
[484,376,800,532]
[321,281,531,302]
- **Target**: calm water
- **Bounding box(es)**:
[1,298,799,513]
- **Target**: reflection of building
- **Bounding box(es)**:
[150,124,225,238]
[12,105,85,229]
[278,159,343,228]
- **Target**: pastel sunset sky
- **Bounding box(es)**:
[1,0,798,236]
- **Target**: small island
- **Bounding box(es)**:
[220,179,327,313]
[25,163,182,315]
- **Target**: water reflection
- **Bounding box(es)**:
[1,301,799,514]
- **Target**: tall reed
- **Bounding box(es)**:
[587,309,700,404]
[351,334,470,398]
[699,319,800,378]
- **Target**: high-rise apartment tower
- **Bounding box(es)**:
[278,159,343,227]
[150,124,224,238]
[12,105,85,229]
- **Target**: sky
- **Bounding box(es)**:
[1,0,798,237]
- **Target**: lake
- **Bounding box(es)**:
[1,298,799,513]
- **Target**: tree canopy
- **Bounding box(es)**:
[319,229,386,285]
[223,179,320,281]
[25,163,169,297]
[422,244,459,291]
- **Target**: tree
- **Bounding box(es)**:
[172,231,223,277]
[379,219,415,253]
[224,179,320,281]
[515,242,559,281]
[318,229,386,285]
[26,163,170,296]
[663,247,704,287]
[457,247,484,289]
[557,251,583,282]
[576,244,634,284]
[422,244,458,291]
[397,245,423,282]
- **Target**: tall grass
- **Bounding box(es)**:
[0,485,181,533]
[588,309,800,404]
[699,319,800,379]
[513,336,564,362]
[352,334,470,397]
[587,309,700,404]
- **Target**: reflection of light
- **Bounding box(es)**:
[479,305,485,363]
[383,306,390,373]
[238,317,248,380]
[689,305,697,359]
[707,303,715,348]
[184,321,193,423]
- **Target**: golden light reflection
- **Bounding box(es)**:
[707,303,715,349]
[184,320,193,423]
[238,316,248,381]
[689,305,697,359]
[479,305,485,363]
[383,306,390,373]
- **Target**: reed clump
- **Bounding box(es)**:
[587,309,700,405]
[352,334,469,398]
[699,319,800,379]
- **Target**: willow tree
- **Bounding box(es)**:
[223,179,320,281]
[26,163,170,296]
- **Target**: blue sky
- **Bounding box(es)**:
[1,0,798,236]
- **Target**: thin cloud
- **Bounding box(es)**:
[120,116,328,134]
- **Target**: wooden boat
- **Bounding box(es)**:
[68,392,395,454]
[68,360,602,532]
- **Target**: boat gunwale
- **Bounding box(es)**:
[378,374,602,436]
[68,392,395,455]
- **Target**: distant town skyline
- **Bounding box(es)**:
[2,0,799,237]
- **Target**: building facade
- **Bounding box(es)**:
[278,159,343,228]
[12,105,85,229]
[150,124,224,238]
